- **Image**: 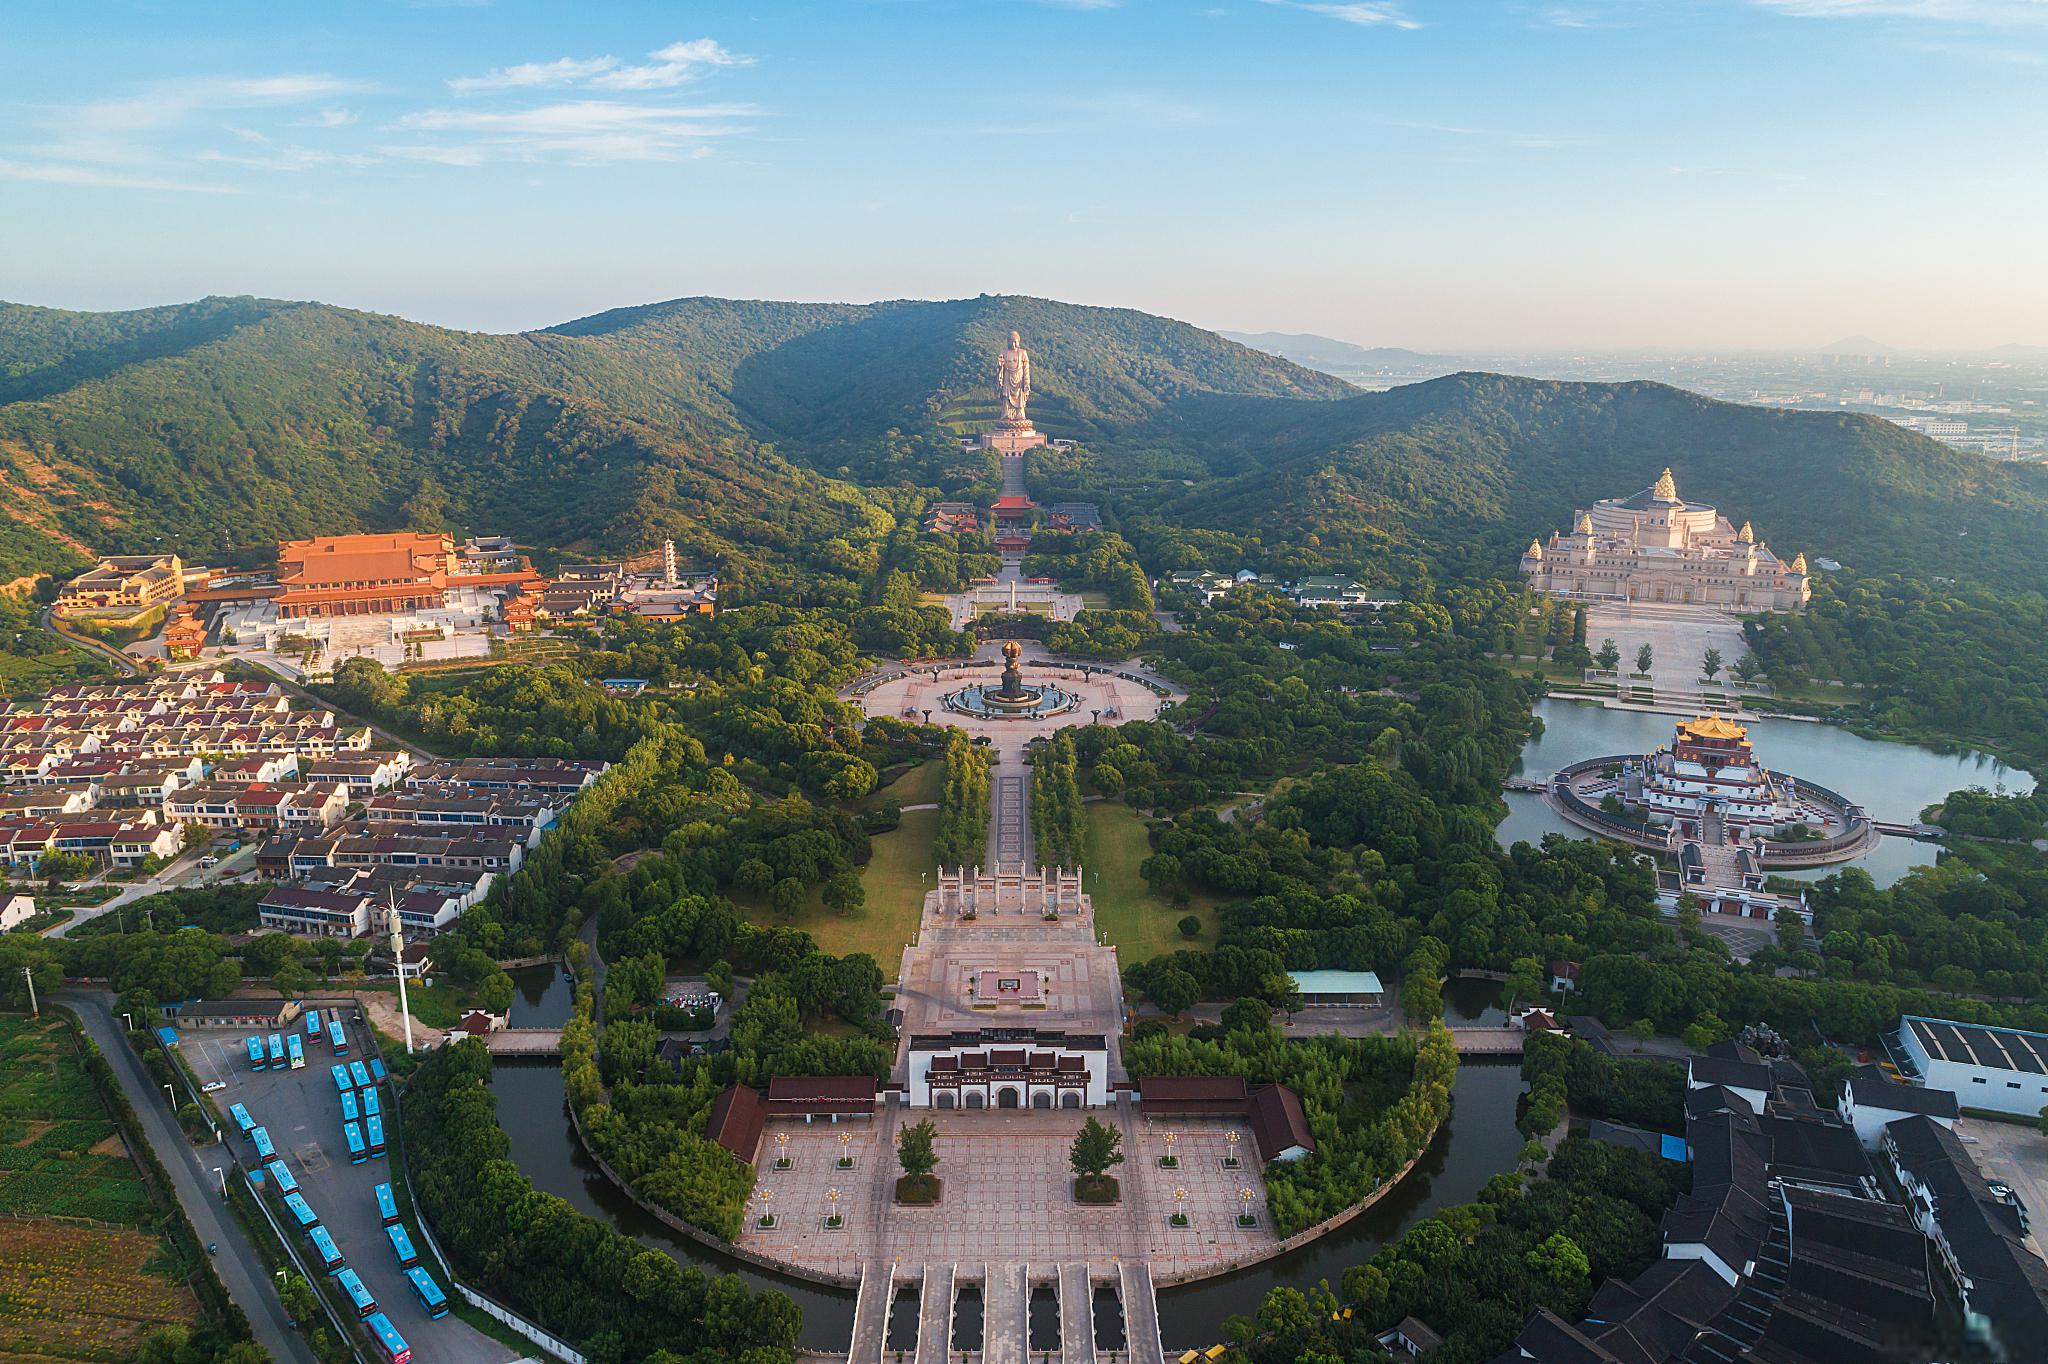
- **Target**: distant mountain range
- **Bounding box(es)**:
[1,293,2043,596]
[1219,330,1465,376]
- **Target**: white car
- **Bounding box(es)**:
[200,1081,227,1093]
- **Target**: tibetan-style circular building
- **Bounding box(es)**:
[1548,716,1877,915]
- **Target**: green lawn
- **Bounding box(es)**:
[864,758,944,811]
[734,806,936,965]
[1084,801,1213,964]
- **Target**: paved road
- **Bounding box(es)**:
[46,845,260,938]
[61,992,318,1364]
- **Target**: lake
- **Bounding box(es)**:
[1496,698,2035,888]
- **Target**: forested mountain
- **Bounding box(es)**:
[0,293,1344,586]
[2,292,2044,603]
[1105,373,2048,591]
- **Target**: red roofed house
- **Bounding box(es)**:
[1135,1075,1317,1163]
[704,1085,768,1163]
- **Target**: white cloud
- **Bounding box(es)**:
[1750,0,2048,21]
[449,56,621,94]
[297,108,359,128]
[389,100,758,162]
[1259,0,1421,27]
[13,71,371,190]
[0,157,238,193]
[446,39,749,95]
[589,39,751,91]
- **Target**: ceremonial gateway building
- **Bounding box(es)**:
[1521,468,1810,610]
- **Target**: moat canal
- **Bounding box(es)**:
[494,962,1526,1352]
[1497,697,2035,888]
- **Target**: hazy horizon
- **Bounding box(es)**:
[5,1,2045,352]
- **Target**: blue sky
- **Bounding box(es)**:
[3,0,2044,349]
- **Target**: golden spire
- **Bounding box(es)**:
[1737,521,1754,543]
[1575,511,1594,535]
[1790,551,1808,574]
[1652,467,1677,500]
[1527,538,1544,559]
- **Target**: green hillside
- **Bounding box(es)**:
[1109,373,2048,591]
[0,293,1347,586]
[3,294,2045,604]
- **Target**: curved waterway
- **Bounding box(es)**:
[491,971,1526,1354]
[1497,698,2035,888]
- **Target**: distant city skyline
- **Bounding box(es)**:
[3,1,2044,351]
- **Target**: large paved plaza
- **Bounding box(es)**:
[738,1109,1275,1281]
[850,643,1180,743]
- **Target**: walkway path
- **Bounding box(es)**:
[61,992,318,1364]
[1121,1262,1167,1364]
[988,751,1033,868]
[984,1264,1027,1364]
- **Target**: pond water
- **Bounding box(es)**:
[487,1057,1527,1352]
[507,963,574,1028]
[1496,698,2035,888]
[1442,976,1505,1027]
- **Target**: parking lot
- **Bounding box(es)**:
[1956,1117,2048,1262]
[186,1011,516,1364]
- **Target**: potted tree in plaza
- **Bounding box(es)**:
[895,1118,941,1204]
[1070,1116,1125,1204]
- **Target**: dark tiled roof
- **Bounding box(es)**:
[704,1085,765,1162]
[763,1075,877,1111]
[1844,1068,1959,1119]
[1247,1083,1315,1160]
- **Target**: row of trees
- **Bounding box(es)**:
[403,1039,800,1364]
[932,730,991,866]
[1029,731,1086,869]
[1125,1019,1459,1236]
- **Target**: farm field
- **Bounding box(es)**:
[0,1016,199,1361]
[0,1219,198,1363]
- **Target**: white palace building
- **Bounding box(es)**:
[1521,468,1811,611]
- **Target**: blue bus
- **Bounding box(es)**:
[281,1191,319,1233]
[348,1060,373,1091]
[385,1222,418,1268]
[250,1126,276,1162]
[229,1103,256,1136]
[265,1160,299,1197]
[335,1267,377,1319]
[246,1036,267,1071]
[404,1266,449,1320]
[364,1312,411,1364]
[361,1088,381,1121]
[286,1033,305,1070]
[368,1058,387,1083]
[328,1018,349,1055]
[365,1114,386,1156]
[342,1121,367,1165]
[266,1033,285,1068]
[373,1181,400,1226]
[305,1008,322,1039]
[339,1090,359,1124]
[331,1063,352,1097]
[307,1224,344,1272]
